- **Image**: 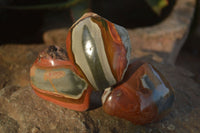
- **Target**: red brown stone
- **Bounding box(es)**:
[102,62,175,125]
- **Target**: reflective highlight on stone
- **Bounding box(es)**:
[30,45,92,111]
[102,62,175,125]
[30,13,175,124]
[66,12,131,91]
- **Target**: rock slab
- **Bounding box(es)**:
[0,44,200,133]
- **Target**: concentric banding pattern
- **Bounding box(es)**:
[71,17,117,90]
[31,66,88,99]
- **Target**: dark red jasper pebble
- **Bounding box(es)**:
[102,62,175,125]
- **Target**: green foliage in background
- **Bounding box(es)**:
[146,0,169,15]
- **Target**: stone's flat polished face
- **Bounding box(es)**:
[102,62,175,125]
[30,45,92,111]
[71,17,116,90]
[141,65,174,114]
[66,12,131,91]
[31,66,87,99]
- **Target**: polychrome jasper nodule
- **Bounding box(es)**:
[30,45,92,111]
[102,62,175,125]
[66,12,131,91]
[30,12,175,125]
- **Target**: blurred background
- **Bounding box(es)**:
[0,0,176,44]
[0,0,200,132]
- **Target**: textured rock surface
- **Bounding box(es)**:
[43,0,196,64]
[0,44,200,133]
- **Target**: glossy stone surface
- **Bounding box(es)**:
[30,45,92,111]
[66,12,131,91]
[102,62,175,125]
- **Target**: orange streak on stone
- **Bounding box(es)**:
[48,79,58,92]
[107,21,127,81]
[91,17,127,82]
[66,29,75,64]
[31,84,92,111]
[44,71,65,80]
